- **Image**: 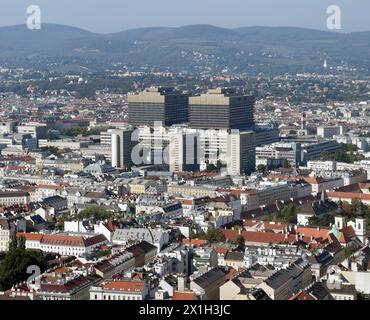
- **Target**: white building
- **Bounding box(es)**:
[111,128,134,169]
[90,280,149,300]
[227,130,256,176]
[19,232,108,257]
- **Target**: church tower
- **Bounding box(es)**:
[334,200,345,230]
[355,202,367,245]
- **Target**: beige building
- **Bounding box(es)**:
[220,278,266,300]
[167,184,218,198]
[0,220,14,252]
[223,251,245,269]
[0,191,30,206]
[227,130,256,175]
[129,180,157,194]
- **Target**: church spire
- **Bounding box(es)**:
[336,200,344,217]
[357,201,365,218]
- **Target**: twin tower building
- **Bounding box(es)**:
[111,87,256,175]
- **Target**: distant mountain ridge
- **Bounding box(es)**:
[0,23,369,74]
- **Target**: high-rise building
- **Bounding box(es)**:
[111,128,134,169]
[227,131,256,176]
[168,131,198,173]
[189,88,255,130]
[128,87,189,127]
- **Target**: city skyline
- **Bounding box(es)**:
[0,1,369,306]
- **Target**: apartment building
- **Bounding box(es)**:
[0,191,30,206]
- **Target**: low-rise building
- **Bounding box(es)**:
[90,279,149,300]
[0,191,30,206]
[18,232,108,257]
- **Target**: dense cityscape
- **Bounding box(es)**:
[0,3,370,306]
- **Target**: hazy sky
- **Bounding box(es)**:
[1,0,369,33]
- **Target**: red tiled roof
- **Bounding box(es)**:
[338,226,356,244]
[242,231,294,244]
[327,191,370,201]
[41,234,85,247]
[221,229,239,242]
[222,229,309,245]
[173,291,197,301]
[53,267,71,274]
[17,232,43,241]
[182,239,208,246]
[6,166,26,171]
[17,232,106,248]
[213,246,228,256]
[267,174,324,185]
[103,280,145,293]
[296,227,331,240]
[289,291,316,300]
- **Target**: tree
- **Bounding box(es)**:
[257,164,267,173]
[190,230,205,239]
[234,235,245,249]
[282,159,291,169]
[205,229,226,243]
[344,244,357,258]
[95,250,111,259]
[0,236,46,291]
[274,203,298,223]
[308,214,334,227]
[197,229,226,243]
[74,206,113,222]
[320,144,365,164]
[206,163,218,173]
